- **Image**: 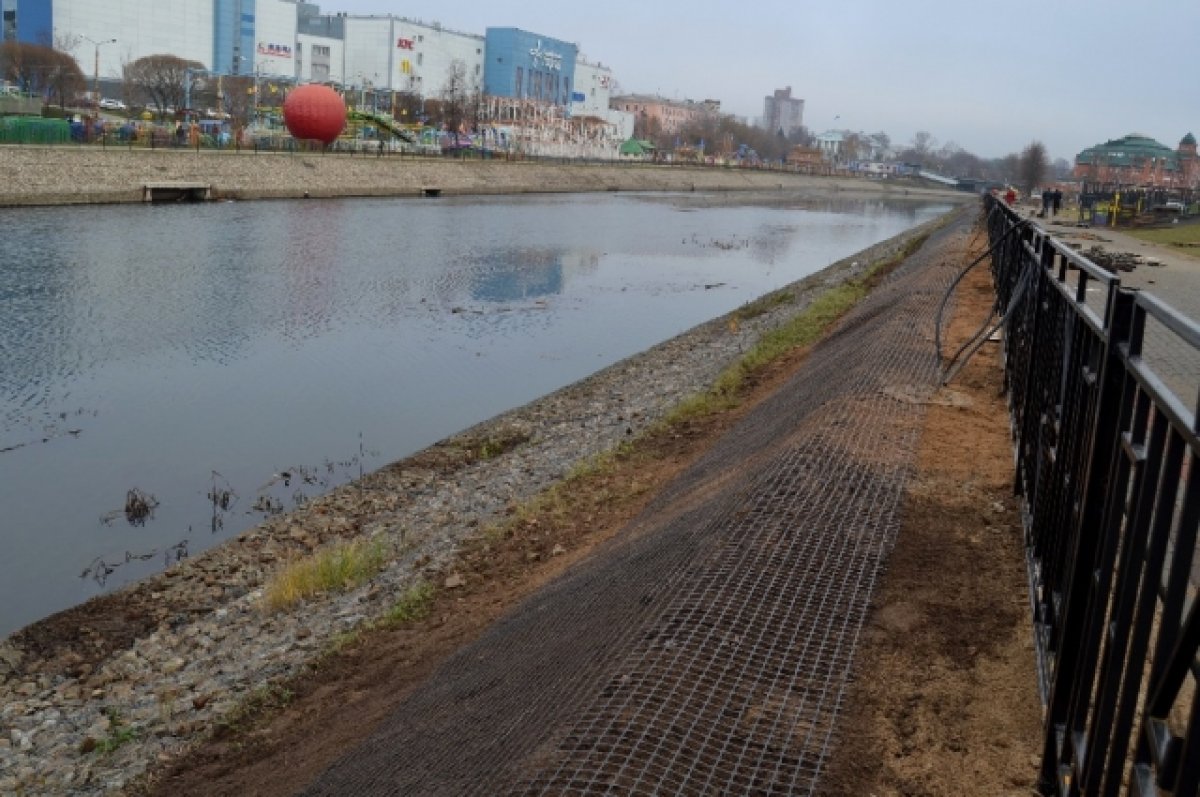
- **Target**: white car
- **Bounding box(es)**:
[98,98,127,111]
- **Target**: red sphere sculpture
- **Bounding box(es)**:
[282,84,346,145]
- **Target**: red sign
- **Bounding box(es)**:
[397,38,414,50]
[257,42,292,58]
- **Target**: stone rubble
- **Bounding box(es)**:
[0,215,950,796]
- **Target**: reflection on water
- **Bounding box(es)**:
[471,248,572,302]
[0,191,952,636]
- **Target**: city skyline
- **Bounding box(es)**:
[328,0,1200,163]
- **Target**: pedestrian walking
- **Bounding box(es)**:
[1041,189,1051,218]
[1051,189,1062,216]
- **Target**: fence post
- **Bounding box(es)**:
[1014,224,1050,500]
[1036,289,1135,793]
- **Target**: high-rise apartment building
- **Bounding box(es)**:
[762,86,804,137]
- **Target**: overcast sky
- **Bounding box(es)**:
[328,0,1199,163]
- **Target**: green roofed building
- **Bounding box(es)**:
[619,139,656,157]
[1073,132,1199,187]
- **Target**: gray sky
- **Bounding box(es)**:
[329,0,1199,163]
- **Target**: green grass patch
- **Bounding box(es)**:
[665,235,926,427]
[263,537,391,611]
[458,429,532,462]
[1126,221,1200,253]
[214,683,295,739]
[381,581,435,625]
[94,708,141,754]
[735,288,795,321]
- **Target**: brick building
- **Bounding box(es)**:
[610,93,714,138]
[1073,132,1199,188]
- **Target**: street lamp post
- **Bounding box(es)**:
[234,56,261,126]
[82,36,117,119]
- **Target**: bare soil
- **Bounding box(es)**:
[819,243,1043,795]
[133,229,1043,796]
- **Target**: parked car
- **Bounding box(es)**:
[98,98,127,110]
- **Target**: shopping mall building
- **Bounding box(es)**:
[1,0,620,123]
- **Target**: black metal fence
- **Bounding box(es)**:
[985,194,1200,795]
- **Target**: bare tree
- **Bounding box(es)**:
[841,132,863,162]
[912,130,936,155]
[392,91,423,125]
[676,113,790,162]
[944,148,984,178]
[994,153,1020,185]
[55,32,82,59]
[633,111,663,145]
[0,41,84,107]
[440,59,472,135]
[867,131,890,159]
[219,75,255,125]
[1018,140,1048,195]
[787,125,814,147]
[124,54,203,118]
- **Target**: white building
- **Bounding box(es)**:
[815,130,845,161]
[295,32,342,84]
[339,16,483,103]
[253,0,300,81]
[51,0,214,81]
[569,58,612,119]
[568,57,632,139]
[16,0,633,150]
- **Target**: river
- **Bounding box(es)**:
[0,190,952,636]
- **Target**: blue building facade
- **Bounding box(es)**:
[483,28,576,108]
[213,0,257,75]
[4,0,52,45]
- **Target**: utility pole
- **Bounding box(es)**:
[82,36,116,118]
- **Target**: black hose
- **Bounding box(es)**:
[934,205,1031,381]
[940,251,1036,385]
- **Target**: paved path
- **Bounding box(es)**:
[295,208,977,796]
[1037,214,1200,411]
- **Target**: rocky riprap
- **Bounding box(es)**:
[0,217,948,796]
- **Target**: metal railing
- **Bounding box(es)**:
[985,194,1200,796]
[0,127,915,177]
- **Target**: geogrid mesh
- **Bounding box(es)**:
[301,210,973,797]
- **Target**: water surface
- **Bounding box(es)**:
[0,191,952,635]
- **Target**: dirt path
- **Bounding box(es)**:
[819,235,1043,793]
[135,213,1042,796]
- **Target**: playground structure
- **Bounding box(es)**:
[1078,182,1198,227]
[346,109,416,144]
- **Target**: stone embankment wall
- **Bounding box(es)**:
[0,208,966,796]
[0,145,953,206]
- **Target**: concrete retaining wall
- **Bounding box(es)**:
[0,145,964,206]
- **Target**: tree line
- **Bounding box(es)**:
[1,38,1061,188]
[0,41,258,121]
[635,108,1061,190]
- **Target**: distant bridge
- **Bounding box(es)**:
[917,169,959,186]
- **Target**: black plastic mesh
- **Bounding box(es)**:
[301,210,972,796]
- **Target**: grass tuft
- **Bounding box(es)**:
[665,233,927,428]
[263,537,391,611]
[382,581,435,625]
[459,429,532,462]
[94,708,141,754]
[735,289,796,321]
[213,683,295,738]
